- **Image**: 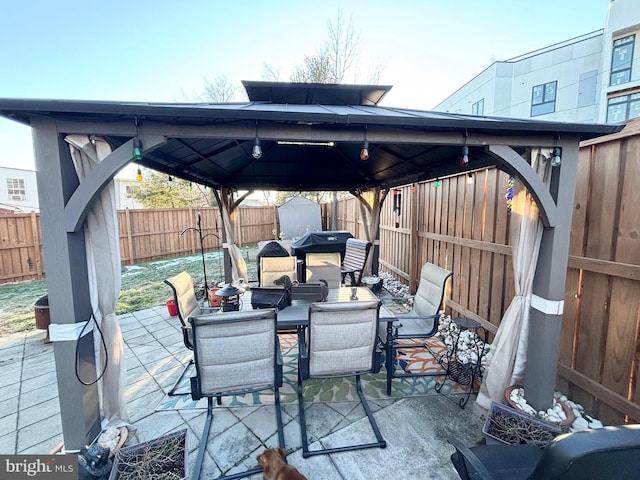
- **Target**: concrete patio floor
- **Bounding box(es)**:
[0,305,488,479]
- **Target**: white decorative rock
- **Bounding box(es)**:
[572,416,589,431]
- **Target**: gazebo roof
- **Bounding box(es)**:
[0,82,622,191]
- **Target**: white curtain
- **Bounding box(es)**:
[66,135,130,429]
[476,188,543,409]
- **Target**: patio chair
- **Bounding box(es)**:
[164,271,217,396]
[297,300,387,457]
[449,424,640,480]
[189,309,285,480]
[305,252,342,288]
[255,240,291,285]
[259,255,297,287]
[385,261,452,394]
[340,238,372,286]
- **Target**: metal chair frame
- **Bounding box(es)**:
[297,300,387,457]
[164,271,216,396]
[189,309,285,480]
[340,238,372,286]
[385,262,453,395]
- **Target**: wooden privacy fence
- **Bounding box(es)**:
[334,118,640,425]
[1,205,279,282]
[0,212,43,283]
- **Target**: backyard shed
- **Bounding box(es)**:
[277,196,322,240]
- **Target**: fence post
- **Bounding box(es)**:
[125,208,135,265]
[189,207,196,254]
[273,205,278,238]
[409,185,418,293]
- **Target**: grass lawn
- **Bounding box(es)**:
[0,247,258,337]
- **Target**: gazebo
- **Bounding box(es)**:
[0,81,621,449]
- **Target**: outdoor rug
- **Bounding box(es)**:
[155,334,473,411]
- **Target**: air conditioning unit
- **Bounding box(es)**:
[9,195,25,201]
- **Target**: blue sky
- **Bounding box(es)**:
[0,0,611,171]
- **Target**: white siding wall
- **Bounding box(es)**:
[0,167,38,212]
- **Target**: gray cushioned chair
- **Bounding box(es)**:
[449,424,640,480]
[164,271,216,396]
[340,238,372,286]
[297,299,387,457]
[384,261,452,394]
[189,309,285,480]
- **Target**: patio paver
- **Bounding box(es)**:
[0,306,488,479]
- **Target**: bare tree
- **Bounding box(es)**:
[326,10,360,83]
[197,75,240,102]
[261,63,282,82]
[289,9,384,85]
[290,50,333,83]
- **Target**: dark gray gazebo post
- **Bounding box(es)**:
[526,141,580,411]
[31,118,101,450]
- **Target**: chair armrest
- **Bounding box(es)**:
[393,313,440,338]
[190,374,202,401]
[448,438,495,480]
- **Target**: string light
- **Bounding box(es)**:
[252,120,262,159]
[551,147,562,167]
[136,167,143,182]
[467,173,474,184]
[360,140,369,160]
[132,117,143,161]
[435,178,441,188]
[460,130,469,166]
[505,176,515,214]
[460,145,469,166]
[360,125,369,160]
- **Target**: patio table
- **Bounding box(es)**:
[267,286,396,329]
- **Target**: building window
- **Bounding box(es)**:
[6,178,26,200]
[125,185,140,197]
[531,81,557,116]
[472,98,484,116]
[610,35,635,86]
[606,93,640,123]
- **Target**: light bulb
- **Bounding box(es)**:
[467,173,474,184]
[133,137,143,161]
[168,176,173,187]
[435,178,441,188]
[252,138,262,159]
[136,167,143,182]
[460,145,469,166]
[551,147,561,167]
[360,140,369,160]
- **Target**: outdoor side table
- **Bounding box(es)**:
[435,317,487,409]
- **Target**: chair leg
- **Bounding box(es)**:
[193,397,214,480]
[298,374,386,457]
[167,358,193,396]
[354,376,386,448]
[297,371,311,457]
[274,386,285,449]
[385,321,395,395]
[192,396,265,480]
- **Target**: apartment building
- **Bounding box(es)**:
[434,0,640,124]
